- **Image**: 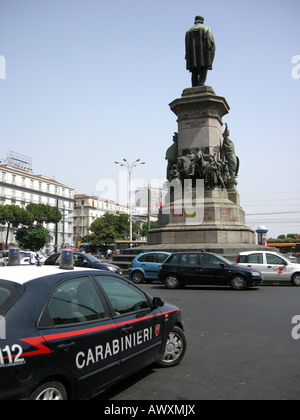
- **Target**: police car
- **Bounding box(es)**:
[0,254,186,400]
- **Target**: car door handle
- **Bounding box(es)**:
[121,325,134,335]
[57,341,75,353]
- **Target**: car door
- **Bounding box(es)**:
[141,254,157,279]
[265,253,289,281]
[94,274,163,374]
[240,253,264,275]
[38,275,121,399]
[150,253,170,279]
[177,253,202,284]
[199,253,228,285]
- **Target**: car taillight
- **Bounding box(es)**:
[130,261,133,268]
[236,255,240,263]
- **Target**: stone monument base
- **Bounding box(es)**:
[146,187,260,258]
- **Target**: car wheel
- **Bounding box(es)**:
[292,273,300,286]
[28,381,67,400]
[157,326,187,367]
[230,275,247,291]
[165,274,180,289]
[131,271,145,284]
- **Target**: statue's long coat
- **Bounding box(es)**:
[185,24,216,71]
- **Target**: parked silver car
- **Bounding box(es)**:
[237,251,300,285]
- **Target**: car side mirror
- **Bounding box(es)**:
[219,263,226,268]
[152,297,164,309]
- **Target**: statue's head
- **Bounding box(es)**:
[194,15,204,24]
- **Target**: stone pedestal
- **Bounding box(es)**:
[147,86,258,255]
[148,188,256,246]
[169,86,230,156]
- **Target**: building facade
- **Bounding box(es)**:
[0,164,74,253]
[74,194,130,242]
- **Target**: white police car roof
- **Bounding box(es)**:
[0,266,94,285]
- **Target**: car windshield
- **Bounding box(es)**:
[214,255,233,265]
[85,254,101,263]
[0,280,25,316]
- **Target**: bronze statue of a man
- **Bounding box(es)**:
[185,16,216,87]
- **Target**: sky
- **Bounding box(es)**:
[0,0,299,238]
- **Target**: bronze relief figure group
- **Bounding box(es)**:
[166,125,239,191]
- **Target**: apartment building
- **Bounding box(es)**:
[0,164,74,253]
[74,194,129,240]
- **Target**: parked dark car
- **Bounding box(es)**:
[0,265,186,400]
[45,252,122,276]
[159,252,263,290]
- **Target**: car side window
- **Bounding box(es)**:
[266,254,286,265]
[39,277,108,328]
[201,254,222,267]
[74,254,85,263]
[181,254,199,265]
[94,276,150,316]
[157,253,168,264]
[169,254,181,264]
[143,254,155,263]
[247,253,263,264]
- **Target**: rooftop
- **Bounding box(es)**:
[0,265,95,284]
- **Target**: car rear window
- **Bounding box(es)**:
[239,254,263,264]
[0,280,25,316]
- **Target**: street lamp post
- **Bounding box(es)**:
[115,158,145,243]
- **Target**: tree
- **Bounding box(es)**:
[0,205,28,249]
[83,213,140,247]
[19,204,62,250]
[15,226,49,251]
[140,221,158,238]
[0,203,62,250]
[25,203,62,226]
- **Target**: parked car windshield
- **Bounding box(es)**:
[85,254,101,263]
[207,254,233,266]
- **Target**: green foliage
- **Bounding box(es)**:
[83,213,140,246]
[268,234,300,243]
[0,204,28,227]
[15,226,49,251]
[140,221,158,238]
[25,203,62,226]
[0,203,62,249]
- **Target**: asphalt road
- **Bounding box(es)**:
[99,284,300,401]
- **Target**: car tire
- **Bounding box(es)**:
[131,271,145,284]
[292,273,300,286]
[157,326,187,367]
[28,381,68,400]
[230,275,247,291]
[165,274,180,289]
